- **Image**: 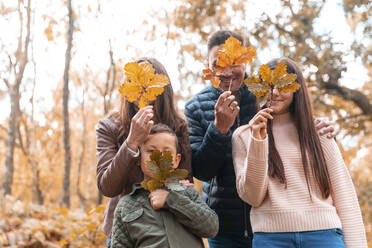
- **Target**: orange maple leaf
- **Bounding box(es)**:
[216,36,256,67]
[202,36,256,88]
[118,62,169,109]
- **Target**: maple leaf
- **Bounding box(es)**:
[202,36,256,89]
[202,68,221,88]
[118,62,169,109]
[216,36,256,67]
[141,150,188,192]
[244,62,300,107]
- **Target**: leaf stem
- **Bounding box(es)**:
[228,78,232,91]
[269,85,274,107]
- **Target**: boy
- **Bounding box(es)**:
[110,124,219,248]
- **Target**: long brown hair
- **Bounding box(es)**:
[111,57,191,179]
[266,57,331,199]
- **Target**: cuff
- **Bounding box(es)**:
[124,141,140,157]
[206,122,232,144]
[248,130,268,160]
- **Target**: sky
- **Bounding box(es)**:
[0,0,369,126]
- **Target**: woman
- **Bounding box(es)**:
[232,58,367,247]
[96,57,192,247]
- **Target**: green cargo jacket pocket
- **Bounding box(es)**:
[123,208,143,223]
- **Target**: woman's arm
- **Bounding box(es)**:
[96,107,154,197]
[96,118,140,197]
[232,125,269,207]
[321,136,367,248]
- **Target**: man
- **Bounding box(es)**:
[184,30,335,248]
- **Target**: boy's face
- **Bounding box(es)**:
[140,132,181,179]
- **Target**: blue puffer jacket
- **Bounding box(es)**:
[185,85,257,237]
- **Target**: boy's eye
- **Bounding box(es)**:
[147,149,154,153]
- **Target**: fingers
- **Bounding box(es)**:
[229,100,239,110]
[137,110,153,126]
[222,95,235,109]
[318,126,335,137]
[133,105,153,121]
[250,108,273,125]
[179,179,194,187]
[216,91,231,107]
[314,117,330,130]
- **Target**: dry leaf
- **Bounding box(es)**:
[141,150,188,192]
[118,62,169,109]
[216,36,256,67]
[244,62,300,106]
[202,36,256,88]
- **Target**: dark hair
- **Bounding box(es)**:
[111,57,192,180]
[266,57,332,199]
[148,123,179,152]
[207,30,244,54]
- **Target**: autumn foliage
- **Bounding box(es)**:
[245,62,300,106]
[0,195,106,247]
[118,62,169,109]
[141,150,188,192]
[203,36,256,88]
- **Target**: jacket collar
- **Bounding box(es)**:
[129,183,144,196]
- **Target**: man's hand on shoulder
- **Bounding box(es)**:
[314,117,336,139]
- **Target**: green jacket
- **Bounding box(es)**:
[110,184,219,248]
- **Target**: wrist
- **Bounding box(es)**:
[126,138,139,152]
[214,121,228,135]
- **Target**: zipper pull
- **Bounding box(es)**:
[244,229,248,238]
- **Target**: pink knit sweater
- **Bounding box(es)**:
[232,112,367,248]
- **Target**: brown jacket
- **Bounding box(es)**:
[96,114,192,237]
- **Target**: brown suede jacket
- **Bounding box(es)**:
[96,114,192,237]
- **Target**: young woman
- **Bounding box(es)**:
[232,58,367,248]
[95,57,192,247]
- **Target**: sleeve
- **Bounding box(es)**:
[165,188,219,238]
[185,101,231,181]
[320,137,367,248]
[96,119,140,197]
[110,207,134,248]
[232,125,269,207]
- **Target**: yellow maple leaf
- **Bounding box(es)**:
[118,61,169,108]
[244,62,300,107]
[141,150,188,192]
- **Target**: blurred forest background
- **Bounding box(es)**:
[0,0,371,247]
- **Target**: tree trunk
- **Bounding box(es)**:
[77,85,87,208]
[3,88,20,195]
[3,0,32,195]
[62,0,73,208]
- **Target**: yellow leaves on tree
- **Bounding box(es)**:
[203,36,256,88]
[118,62,169,109]
[244,62,300,106]
[141,150,188,192]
